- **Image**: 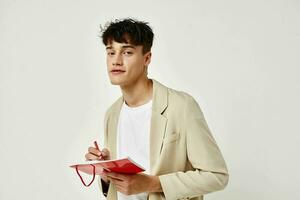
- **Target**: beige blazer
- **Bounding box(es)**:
[98,79,229,200]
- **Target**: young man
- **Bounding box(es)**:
[85,18,229,200]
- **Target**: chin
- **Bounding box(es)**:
[109,79,119,85]
[110,81,121,85]
[109,78,125,86]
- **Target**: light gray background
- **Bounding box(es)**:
[1,0,299,199]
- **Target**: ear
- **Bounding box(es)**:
[144,52,152,66]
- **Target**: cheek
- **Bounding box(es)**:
[126,57,144,68]
[106,57,111,65]
[106,58,114,69]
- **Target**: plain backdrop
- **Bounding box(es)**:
[1,0,300,199]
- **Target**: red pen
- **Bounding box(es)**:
[94,141,102,159]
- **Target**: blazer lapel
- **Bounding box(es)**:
[107,97,123,160]
[149,79,168,174]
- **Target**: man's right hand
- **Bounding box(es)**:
[85,146,111,183]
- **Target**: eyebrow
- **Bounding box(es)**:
[106,45,136,50]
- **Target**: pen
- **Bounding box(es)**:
[94,141,102,159]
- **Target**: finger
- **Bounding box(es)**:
[101,148,110,157]
[109,177,124,186]
[105,172,127,181]
[85,153,101,161]
[100,169,109,178]
[99,150,110,160]
[114,184,126,193]
[114,184,131,195]
[88,147,101,156]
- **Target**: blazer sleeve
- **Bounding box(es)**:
[159,96,229,200]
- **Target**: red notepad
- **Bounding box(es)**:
[70,157,145,187]
[70,157,145,174]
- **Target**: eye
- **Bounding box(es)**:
[123,51,133,55]
[107,52,115,56]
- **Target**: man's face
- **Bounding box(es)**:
[105,40,151,87]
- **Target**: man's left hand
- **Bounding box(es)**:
[104,171,162,195]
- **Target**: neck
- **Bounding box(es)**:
[120,77,153,107]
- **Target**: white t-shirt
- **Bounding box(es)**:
[117,99,152,200]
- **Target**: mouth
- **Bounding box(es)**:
[111,69,126,75]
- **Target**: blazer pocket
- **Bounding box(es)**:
[163,132,180,144]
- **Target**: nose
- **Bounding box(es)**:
[112,53,123,66]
